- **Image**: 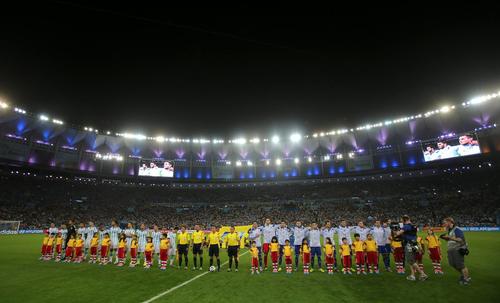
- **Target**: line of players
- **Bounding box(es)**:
[39,218,444,275]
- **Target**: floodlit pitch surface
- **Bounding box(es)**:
[0,233,498,303]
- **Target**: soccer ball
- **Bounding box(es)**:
[209,266,216,272]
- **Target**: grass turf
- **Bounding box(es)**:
[0,233,498,303]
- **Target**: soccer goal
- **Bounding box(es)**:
[0,220,21,234]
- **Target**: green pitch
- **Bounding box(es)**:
[0,233,499,303]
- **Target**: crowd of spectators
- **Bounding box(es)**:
[0,167,498,230]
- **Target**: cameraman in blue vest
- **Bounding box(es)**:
[395,215,428,281]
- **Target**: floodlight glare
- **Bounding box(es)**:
[265,160,270,166]
[324,155,330,161]
[271,135,280,143]
[236,160,242,167]
[290,133,301,143]
[247,160,253,166]
[294,157,299,164]
[39,114,49,121]
[275,158,282,166]
[307,156,312,163]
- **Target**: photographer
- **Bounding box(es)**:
[395,215,428,281]
[441,217,471,285]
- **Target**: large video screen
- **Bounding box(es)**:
[138,160,174,177]
[422,133,481,162]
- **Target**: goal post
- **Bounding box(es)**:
[0,220,21,234]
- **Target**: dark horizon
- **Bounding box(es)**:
[1,2,500,138]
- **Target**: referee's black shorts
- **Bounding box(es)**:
[177,244,188,255]
[192,243,203,254]
[209,244,220,257]
[227,245,239,257]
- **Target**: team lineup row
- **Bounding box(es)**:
[39,219,444,275]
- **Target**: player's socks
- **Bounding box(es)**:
[217,259,221,270]
[199,257,203,268]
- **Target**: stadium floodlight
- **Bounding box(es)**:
[275,158,282,166]
[14,107,26,114]
[0,101,8,109]
[307,156,312,163]
[233,138,247,145]
[226,161,231,165]
[52,119,64,125]
[106,131,111,135]
[440,105,451,113]
[250,137,260,144]
[39,114,49,121]
[247,160,253,166]
[313,133,318,138]
[336,154,343,160]
[320,132,325,137]
[294,157,300,164]
[118,133,146,140]
[324,155,330,161]
[348,152,355,158]
[265,160,270,166]
[271,135,280,143]
[236,160,242,167]
[290,133,301,143]
[155,136,165,143]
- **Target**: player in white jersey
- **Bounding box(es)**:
[77,222,87,241]
[353,221,370,241]
[85,222,98,256]
[261,218,277,270]
[150,225,162,261]
[167,227,178,266]
[59,224,68,249]
[308,223,324,272]
[248,222,262,270]
[124,223,136,252]
[337,220,353,245]
[48,223,58,235]
[109,220,122,263]
[292,221,308,270]
[136,223,148,257]
[372,220,391,271]
[276,221,291,270]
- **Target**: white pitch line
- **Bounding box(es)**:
[141,250,250,303]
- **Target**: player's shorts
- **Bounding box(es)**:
[130,248,137,258]
[154,242,160,254]
[227,245,238,257]
[270,251,279,262]
[285,256,292,265]
[177,244,188,255]
[325,254,334,265]
[117,247,125,259]
[378,245,390,254]
[262,243,270,254]
[111,239,119,249]
[393,247,404,262]
[429,247,441,261]
[209,244,220,257]
[100,246,108,258]
[367,251,378,264]
[169,246,177,256]
[56,244,62,254]
[160,249,168,261]
[192,243,203,254]
[355,251,365,264]
[415,252,423,263]
[90,246,97,255]
[311,247,322,257]
[303,252,311,264]
[252,257,259,267]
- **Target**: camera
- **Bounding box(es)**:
[459,247,470,256]
[390,222,401,232]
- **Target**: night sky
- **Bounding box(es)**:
[1,2,500,138]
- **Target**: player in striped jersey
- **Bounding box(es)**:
[261,218,277,270]
[109,220,122,264]
[124,223,135,252]
[322,221,337,271]
[98,224,108,244]
[168,227,178,267]
[276,221,290,271]
[85,222,97,258]
[59,224,68,249]
[150,225,162,265]
[337,220,353,246]
[292,221,307,271]
[136,223,148,258]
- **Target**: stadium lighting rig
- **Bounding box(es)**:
[95,152,123,161]
[5,90,500,145]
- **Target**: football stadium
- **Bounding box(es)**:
[1,4,500,303]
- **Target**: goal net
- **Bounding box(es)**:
[0,221,21,234]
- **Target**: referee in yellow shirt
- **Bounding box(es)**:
[177,225,190,270]
[207,226,221,272]
[225,226,240,272]
[191,225,205,271]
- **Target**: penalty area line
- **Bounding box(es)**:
[140,249,250,303]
